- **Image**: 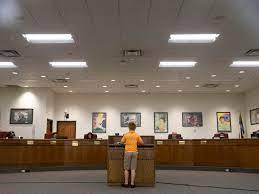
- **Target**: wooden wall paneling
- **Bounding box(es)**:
[0,139,259,169]
[155,140,171,165]
[172,140,194,166]
[238,139,259,168]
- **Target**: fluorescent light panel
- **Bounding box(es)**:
[23,34,74,43]
[159,61,196,68]
[0,62,17,68]
[230,61,259,67]
[169,34,220,43]
[49,62,87,68]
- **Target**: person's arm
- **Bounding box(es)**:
[137,136,144,145]
[121,135,126,144]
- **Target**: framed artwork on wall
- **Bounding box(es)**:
[182,112,203,127]
[10,109,33,124]
[92,112,107,133]
[120,112,141,127]
[216,112,232,132]
[154,112,168,133]
[250,108,259,125]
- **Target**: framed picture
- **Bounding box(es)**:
[154,112,168,133]
[182,112,203,127]
[250,108,259,125]
[92,112,107,133]
[10,109,33,124]
[120,112,141,127]
[216,112,231,132]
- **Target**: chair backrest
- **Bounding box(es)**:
[213,133,229,139]
[84,132,97,140]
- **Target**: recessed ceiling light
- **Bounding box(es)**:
[156,85,161,88]
[169,34,220,43]
[140,79,145,82]
[105,90,109,93]
[226,89,230,92]
[211,74,217,77]
[64,85,68,88]
[178,90,183,92]
[159,61,196,67]
[239,70,245,74]
[22,34,74,44]
[24,85,29,88]
[12,71,18,75]
[102,85,108,88]
[230,61,259,67]
[68,90,73,93]
[195,85,200,88]
[65,77,70,80]
[49,62,87,68]
[141,90,146,93]
[235,84,240,88]
[111,80,116,82]
[40,75,46,78]
[185,76,191,80]
[0,62,17,68]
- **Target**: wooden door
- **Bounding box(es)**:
[57,121,76,139]
[46,119,53,133]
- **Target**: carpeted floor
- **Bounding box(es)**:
[0,170,259,194]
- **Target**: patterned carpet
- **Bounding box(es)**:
[0,170,259,194]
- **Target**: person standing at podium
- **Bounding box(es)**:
[121,122,143,188]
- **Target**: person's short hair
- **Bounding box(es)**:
[128,122,136,130]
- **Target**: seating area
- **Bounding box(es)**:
[0,131,16,139]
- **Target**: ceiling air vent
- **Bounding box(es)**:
[51,78,68,83]
[245,49,259,56]
[202,83,220,88]
[0,50,20,57]
[122,49,143,57]
[5,85,21,88]
[125,84,138,88]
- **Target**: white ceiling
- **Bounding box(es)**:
[0,0,259,94]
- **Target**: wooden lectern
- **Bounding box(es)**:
[107,136,155,187]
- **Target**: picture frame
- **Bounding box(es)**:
[154,112,168,133]
[216,112,232,132]
[182,112,203,127]
[250,108,259,125]
[10,108,33,124]
[92,112,107,133]
[120,112,141,127]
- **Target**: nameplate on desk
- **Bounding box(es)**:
[27,140,34,145]
[94,141,100,145]
[50,141,56,145]
[156,141,163,145]
[178,141,185,145]
[72,141,79,147]
[200,140,207,144]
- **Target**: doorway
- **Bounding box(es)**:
[57,121,76,139]
[46,119,53,133]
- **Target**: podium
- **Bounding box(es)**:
[107,136,155,187]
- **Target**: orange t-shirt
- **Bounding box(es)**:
[121,131,143,152]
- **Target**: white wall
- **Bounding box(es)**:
[245,87,259,135]
[46,90,55,120]
[54,93,245,139]
[0,88,248,139]
[0,87,53,139]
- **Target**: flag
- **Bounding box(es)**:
[239,114,245,138]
